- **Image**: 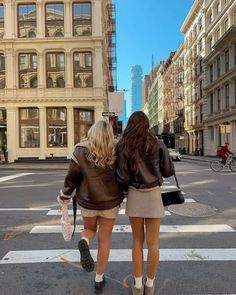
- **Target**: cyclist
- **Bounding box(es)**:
[217,142,234,165]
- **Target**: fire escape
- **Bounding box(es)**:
[106,4,117,92]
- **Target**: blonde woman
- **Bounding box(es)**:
[58,120,123,293]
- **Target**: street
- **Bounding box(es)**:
[0,160,236,295]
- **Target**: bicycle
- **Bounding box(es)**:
[210,155,236,172]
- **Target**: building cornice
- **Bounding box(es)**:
[181,0,201,34]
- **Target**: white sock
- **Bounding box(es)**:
[95,273,104,283]
[145,276,154,287]
[81,236,89,245]
[134,276,143,289]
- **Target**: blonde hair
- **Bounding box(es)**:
[86,120,115,168]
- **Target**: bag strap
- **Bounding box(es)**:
[173,173,181,190]
[72,196,77,237]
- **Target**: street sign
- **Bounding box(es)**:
[102,111,116,116]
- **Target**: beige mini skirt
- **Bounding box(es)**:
[80,205,119,219]
[126,186,165,218]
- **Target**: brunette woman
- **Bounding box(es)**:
[116,111,174,295]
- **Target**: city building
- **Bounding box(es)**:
[172,44,186,152]
[162,52,175,148]
[203,0,236,155]
[181,0,205,155]
[130,65,143,114]
[0,0,116,162]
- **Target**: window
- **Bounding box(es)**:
[0,5,4,39]
[18,4,36,38]
[199,58,203,73]
[210,93,214,114]
[45,3,64,37]
[200,104,203,123]
[217,88,221,111]
[216,2,220,14]
[199,80,203,98]
[19,53,37,88]
[199,38,202,52]
[73,2,92,36]
[46,52,65,88]
[225,49,229,72]
[47,107,67,147]
[209,12,213,24]
[235,79,236,105]
[217,56,221,78]
[216,27,220,41]
[209,37,213,52]
[19,108,40,148]
[0,54,5,88]
[210,64,213,83]
[234,43,236,66]
[225,84,229,109]
[224,18,229,32]
[74,52,93,87]
[74,109,94,144]
[199,17,202,31]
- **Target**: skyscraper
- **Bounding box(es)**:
[131,65,143,114]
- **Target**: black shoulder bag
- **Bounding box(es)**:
[161,174,185,207]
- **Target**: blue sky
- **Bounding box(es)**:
[115,0,194,117]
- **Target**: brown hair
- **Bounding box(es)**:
[119,111,156,175]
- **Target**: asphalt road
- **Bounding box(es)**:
[0,161,236,295]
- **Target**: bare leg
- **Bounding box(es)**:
[129,217,145,277]
[145,218,161,279]
[81,216,98,241]
[96,217,116,275]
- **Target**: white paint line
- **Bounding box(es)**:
[30,224,235,234]
[0,208,51,211]
[46,209,171,216]
[0,173,34,183]
[0,183,52,189]
[161,185,177,189]
[184,198,195,202]
[1,248,236,264]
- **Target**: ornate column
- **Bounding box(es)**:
[5,48,15,89]
[64,0,71,38]
[230,120,236,153]
[3,0,12,39]
[93,46,103,88]
[67,106,74,157]
[37,52,44,88]
[7,107,17,162]
[36,1,43,38]
[65,52,72,88]
[92,0,102,36]
[39,107,46,159]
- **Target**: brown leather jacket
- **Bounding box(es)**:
[61,144,123,210]
[116,138,175,191]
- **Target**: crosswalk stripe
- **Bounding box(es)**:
[0,173,34,183]
[46,209,171,216]
[29,224,235,234]
[0,208,51,211]
[1,248,236,264]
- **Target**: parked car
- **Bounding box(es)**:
[168,148,181,161]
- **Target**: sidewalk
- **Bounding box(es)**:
[181,155,217,163]
[0,162,69,171]
[0,155,216,171]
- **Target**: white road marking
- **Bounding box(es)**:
[1,248,236,264]
[0,208,51,211]
[0,173,34,183]
[46,209,171,216]
[30,224,235,234]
